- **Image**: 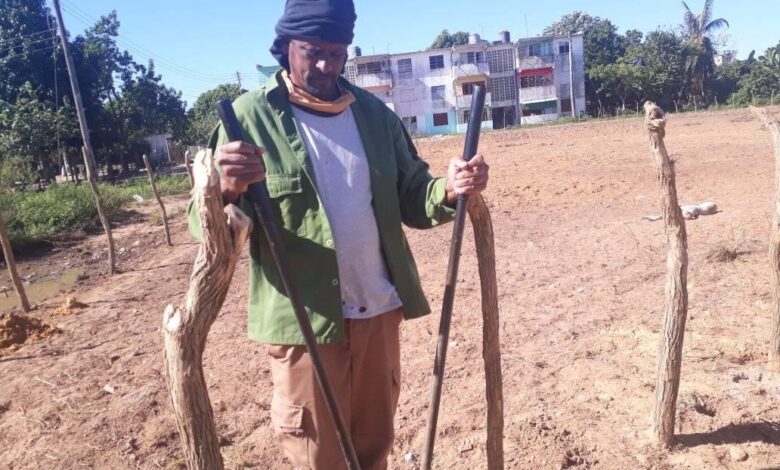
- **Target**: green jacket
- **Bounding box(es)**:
[189,71,455,345]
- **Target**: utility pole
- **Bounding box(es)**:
[568,31,576,119]
[236,71,242,89]
[52,0,117,275]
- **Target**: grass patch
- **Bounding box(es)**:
[0,174,190,247]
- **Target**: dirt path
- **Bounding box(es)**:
[1,107,779,469]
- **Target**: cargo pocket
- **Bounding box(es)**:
[270,393,309,467]
[265,172,308,236]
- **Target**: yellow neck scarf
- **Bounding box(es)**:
[281,70,356,114]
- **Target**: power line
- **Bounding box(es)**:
[0,27,56,43]
[0,44,57,62]
[0,34,57,56]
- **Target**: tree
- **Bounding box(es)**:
[186,83,246,145]
[589,62,650,112]
[680,1,729,103]
[429,30,470,50]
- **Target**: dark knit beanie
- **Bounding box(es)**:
[270,0,357,69]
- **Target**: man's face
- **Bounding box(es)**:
[286,38,348,101]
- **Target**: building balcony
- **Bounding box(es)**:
[452,61,489,78]
[456,92,492,109]
[354,72,392,90]
[519,85,556,102]
[518,55,555,70]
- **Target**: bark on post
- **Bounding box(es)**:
[142,154,172,246]
[467,195,504,470]
[0,215,30,312]
[81,148,117,274]
[184,150,194,188]
[162,149,251,470]
[645,102,689,448]
[750,106,780,372]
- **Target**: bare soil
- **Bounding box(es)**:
[1,107,779,469]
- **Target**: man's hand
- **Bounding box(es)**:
[216,141,266,205]
[445,154,489,205]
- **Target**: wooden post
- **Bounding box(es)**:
[162,150,251,470]
[184,150,194,188]
[142,154,173,246]
[467,196,504,469]
[750,106,780,372]
[53,0,116,275]
[645,102,689,448]
[0,215,30,312]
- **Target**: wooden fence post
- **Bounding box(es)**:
[162,150,251,470]
[467,196,504,469]
[142,154,172,246]
[644,102,690,448]
[0,215,30,312]
[82,148,117,274]
[750,106,780,372]
[184,150,194,188]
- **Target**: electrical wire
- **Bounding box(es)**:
[0,27,56,43]
[0,44,57,61]
[0,34,57,56]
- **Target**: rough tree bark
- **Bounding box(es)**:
[0,215,30,312]
[142,154,172,246]
[751,106,780,372]
[467,195,504,470]
[644,102,689,448]
[162,149,251,470]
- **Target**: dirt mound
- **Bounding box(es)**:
[0,312,59,354]
[51,296,88,316]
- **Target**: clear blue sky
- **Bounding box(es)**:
[57,0,780,107]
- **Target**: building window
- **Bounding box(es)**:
[431,85,446,101]
[402,116,417,134]
[343,65,357,83]
[357,61,382,74]
[528,42,552,57]
[559,42,570,54]
[458,109,489,125]
[429,55,444,70]
[560,99,572,113]
[520,73,553,88]
[489,75,516,102]
[461,81,485,96]
[398,58,412,78]
[433,112,449,127]
[460,51,484,64]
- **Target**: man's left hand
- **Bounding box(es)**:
[445,154,489,205]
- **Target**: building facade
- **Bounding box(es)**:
[343,31,586,135]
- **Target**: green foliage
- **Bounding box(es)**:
[186,83,246,144]
[0,156,38,189]
[428,30,470,50]
[0,174,190,243]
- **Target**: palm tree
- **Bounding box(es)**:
[680,0,729,105]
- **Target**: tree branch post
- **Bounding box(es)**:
[81,147,117,274]
[467,195,504,470]
[162,149,251,470]
[0,215,30,312]
[644,102,690,448]
[142,154,172,246]
[184,149,194,188]
[750,106,780,372]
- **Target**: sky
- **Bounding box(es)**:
[56,0,780,107]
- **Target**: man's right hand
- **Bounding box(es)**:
[216,141,266,205]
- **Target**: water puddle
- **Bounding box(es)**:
[0,268,81,313]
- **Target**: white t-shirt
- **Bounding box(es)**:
[291,105,402,319]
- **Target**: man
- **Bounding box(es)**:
[191,0,489,468]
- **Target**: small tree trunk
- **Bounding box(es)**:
[184,150,194,188]
[467,196,504,470]
[142,154,172,246]
[162,149,251,470]
[750,106,780,372]
[81,147,117,275]
[0,215,30,312]
[644,102,689,448]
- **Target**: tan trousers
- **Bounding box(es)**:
[268,309,403,470]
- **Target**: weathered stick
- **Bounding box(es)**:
[0,215,30,312]
[645,102,689,448]
[142,154,172,246]
[751,106,780,372]
[81,147,117,274]
[184,150,194,188]
[162,149,251,470]
[467,195,504,469]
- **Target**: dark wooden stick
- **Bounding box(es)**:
[422,85,487,470]
[215,100,361,470]
[645,102,689,448]
[751,106,780,372]
[142,154,173,246]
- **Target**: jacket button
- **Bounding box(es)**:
[325,239,334,247]
[331,279,339,286]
